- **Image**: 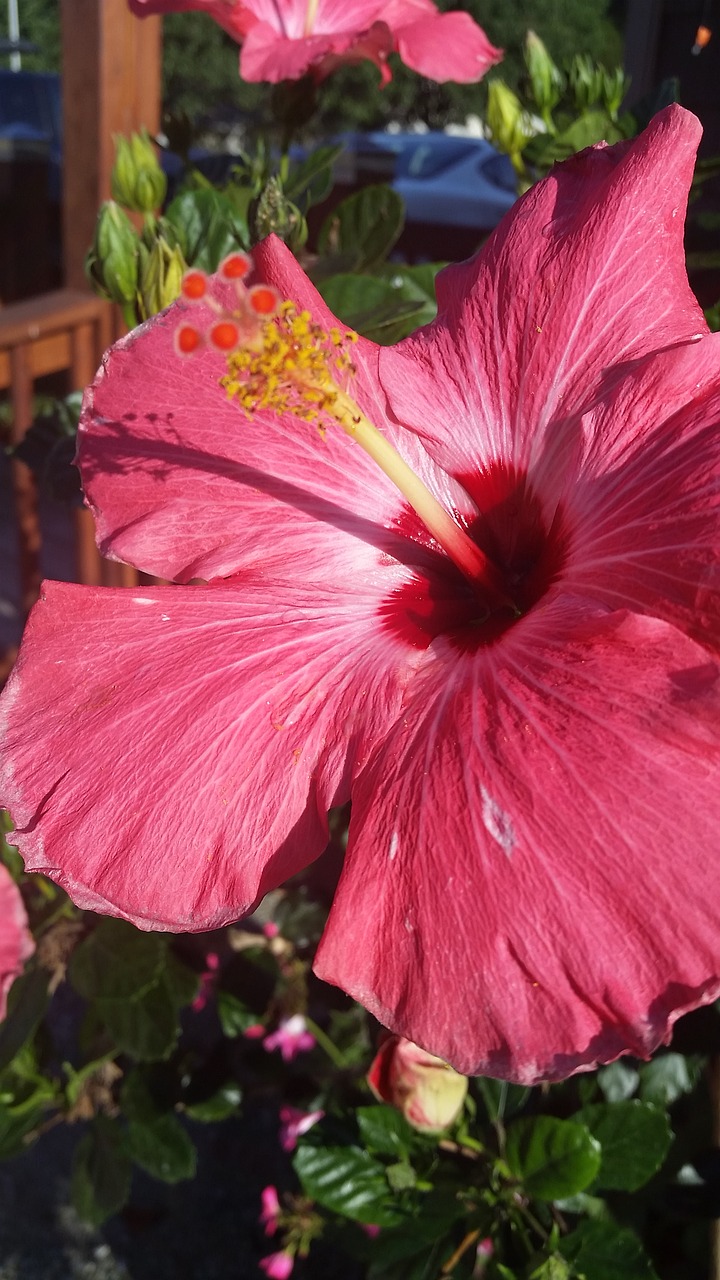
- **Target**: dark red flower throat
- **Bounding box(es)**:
[384,461,570,652]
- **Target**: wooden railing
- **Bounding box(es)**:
[0,289,140,679]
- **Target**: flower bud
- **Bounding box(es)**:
[568,54,604,114]
[111,130,167,214]
[253,176,307,249]
[486,80,535,174]
[367,1035,468,1133]
[137,234,186,320]
[84,200,139,308]
[524,31,564,123]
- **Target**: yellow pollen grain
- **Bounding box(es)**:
[220,302,357,427]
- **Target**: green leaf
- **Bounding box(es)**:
[126,1112,197,1183]
[365,1189,465,1274]
[576,1101,672,1191]
[0,967,50,1074]
[638,1053,698,1106]
[216,990,259,1038]
[529,1257,572,1280]
[559,1221,659,1280]
[317,184,404,271]
[0,1093,49,1158]
[476,1077,531,1123]
[165,186,250,270]
[164,950,200,1009]
[285,144,343,209]
[357,1105,414,1158]
[505,1116,601,1200]
[71,1117,132,1227]
[184,1082,242,1122]
[294,1143,405,1226]
[386,1161,417,1192]
[69,920,164,1002]
[597,1060,639,1103]
[97,973,180,1061]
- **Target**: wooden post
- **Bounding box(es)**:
[60,0,162,290]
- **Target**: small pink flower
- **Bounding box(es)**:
[259,1249,294,1280]
[263,1015,315,1062]
[260,1185,282,1236]
[362,1224,381,1239]
[263,921,280,939]
[278,1105,324,1152]
[473,1237,494,1277]
[191,949,220,1011]
[243,1022,266,1039]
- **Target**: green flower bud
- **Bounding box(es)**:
[137,234,186,320]
[568,55,604,114]
[524,31,564,126]
[600,65,629,120]
[253,175,304,244]
[486,80,536,175]
[111,129,167,214]
[85,200,139,308]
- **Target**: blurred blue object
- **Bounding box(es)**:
[0,70,62,199]
[338,130,517,231]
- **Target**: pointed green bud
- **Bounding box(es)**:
[85,200,139,308]
[524,31,564,125]
[253,175,304,244]
[486,80,536,174]
[568,54,604,114]
[137,235,186,320]
[600,65,629,120]
[111,129,167,214]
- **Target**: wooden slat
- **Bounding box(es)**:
[61,0,162,291]
[9,346,42,615]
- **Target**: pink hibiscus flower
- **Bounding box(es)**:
[2,106,720,1083]
[127,0,501,85]
[0,862,34,1022]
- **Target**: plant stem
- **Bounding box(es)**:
[303,1016,346,1070]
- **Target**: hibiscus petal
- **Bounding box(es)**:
[80,236,466,585]
[564,336,720,649]
[240,24,350,81]
[0,577,415,930]
[315,602,720,1081]
[394,12,501,83]
[0,862,34,1022]
[128,0,254,41]
[378,106,707,476]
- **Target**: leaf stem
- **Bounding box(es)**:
[303,1016,346,1070]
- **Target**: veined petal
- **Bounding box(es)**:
[242,0,386,36]
[0,863,34,1022]
[563,335,720,648]
[315,602,720,1081]
[240,25,350,80]
[80,237,469,585]
[0,577,415,930]
[379,106,706,476]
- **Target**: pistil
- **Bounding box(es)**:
[304,0,319,37]
[315,385,512,608]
